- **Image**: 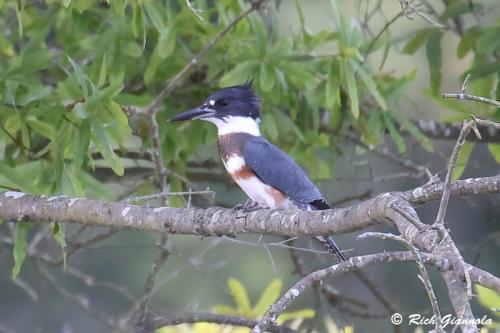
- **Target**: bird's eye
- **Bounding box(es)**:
[216,99,228,107]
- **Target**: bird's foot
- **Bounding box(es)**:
[232,201,267,213]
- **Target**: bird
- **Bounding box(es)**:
[168,81,345,262]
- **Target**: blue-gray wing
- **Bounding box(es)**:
[243,136,325,206]
[244,137,345,261]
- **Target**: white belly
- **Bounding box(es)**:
[223,155,295,209]
[235,176,277,207]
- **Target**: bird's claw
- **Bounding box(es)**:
[232,201,266,213]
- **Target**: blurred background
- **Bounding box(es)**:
[0,0,499,332]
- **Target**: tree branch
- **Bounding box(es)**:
[137,312,297,333]
[1,175,499,332]
[0,175,498,237]
[250,251,450,333]
[359,232,444,332]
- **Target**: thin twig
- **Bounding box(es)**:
[366,6,404,54]
[12,277,39,302]
[434,76,500,225]
[358,232,444,332]
[132,236,171,324]
[434,120,477,225]
[399,0,445,29]
[138,312,297,333]
[185,0,204,21]
[433,120,500,226]
[251,251,448,333]
[341,131,432,180]
[442,75,500,108]
[36,260,117,329]
[65,266,136,303]
[123,188,214,204]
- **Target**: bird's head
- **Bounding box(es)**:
[168,81,261,136]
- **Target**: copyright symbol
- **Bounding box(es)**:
[391,313,403,325]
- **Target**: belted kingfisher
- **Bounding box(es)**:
[168,82,345,261]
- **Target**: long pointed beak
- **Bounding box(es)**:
[168,107,215,122]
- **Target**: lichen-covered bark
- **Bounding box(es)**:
[1,174,499,333]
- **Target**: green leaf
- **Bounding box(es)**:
[12,222,29,279]
[74,103,88,119]
[143,2,166,33]
[20,121,30,149]
[343,59,359,118]
[329,0,346,40]
[132,3,143,38]
[390,111,433,152]
[254,279,282,316]
[342,47,363,61]
[457,27,481,59]
[67,56,89,99]
[440,1,481,20]
[453,142,474,180]
[346,20,363,48]
[260,64,276,93]
[426,31,442,96]
[476,284,500,317]
[219,61,259,87]
[26,117,55,140]
[313,157,331,180]
[467,60,500,81]
[52,222,66,248]
[383,113,406,153]
[121,41,142,58]
[402,29,432,55]
[157,30,176,59]
[274,110,305,142]
[62,0,72,8]
[468,73,496,100]
[52,222,67,270]
[262,112,278,142]
[74,119,90,168]
[107,101,130,130]
[326,64,340,109]
[278,309,316,323]
[227,278,252,314]
[295,0,306,32]
[14,4,23,37]
[90,119,124,176]
[86,82,124,109]
[0,163,37,193]
[111,0,127,16]
[488,144,500,164]
[144,52,160,85]
[98,54,107,87]
[476,27,500,55]
[248,12,267,57]
[352,61,387,111]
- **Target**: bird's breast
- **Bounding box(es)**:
[217,133,296,209]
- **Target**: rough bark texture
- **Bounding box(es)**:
[1,175,498,236]
[1,173,499,333]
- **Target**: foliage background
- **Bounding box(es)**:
[0,0,499,332]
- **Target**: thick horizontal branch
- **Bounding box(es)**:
[0,175,498,237]
[0,191,387,236]
[412,119,500,143]
[403,175,500,204]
